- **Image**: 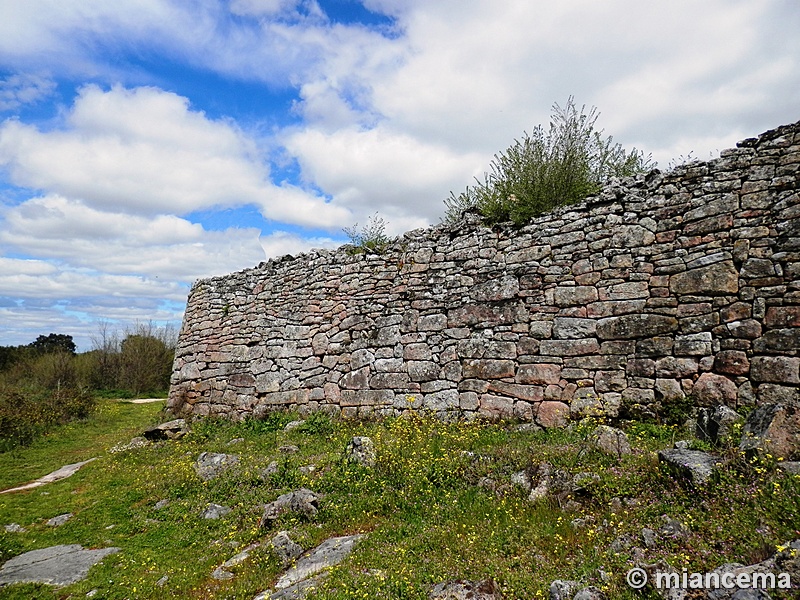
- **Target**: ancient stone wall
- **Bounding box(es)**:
[168,120,800,426]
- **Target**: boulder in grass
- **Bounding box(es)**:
[0,544,119,587]
[429,579,504,599]
[344,436,376,467]
[143,419,187,441]
[194,452,240,481]
[658,449,723,486]
[260,488,321,527]
[739,403,800,461]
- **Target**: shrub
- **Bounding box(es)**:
[343,213,390,255]
[443,97,654,226]
[0,385,95,451]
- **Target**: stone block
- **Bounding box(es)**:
[596,314,678,340]
[611,224,655,248]
[692,373,738,407]
[424,389,460,411]
[713,350,750,375]
[341,366,370,389]
[407,361,441,382]
[765,306,800,328]
[654,357,698,378]
[404,343,432,361]
[626,358,655,377]
[552,317,597,339]
[539,339,600,356]
[669,262,739,295]
[635,336,674,356]
[472,276,519,302]
[654,378,684,403]
[418,314,448,331]
[350,349,374,370]
[753,329,800,353]
[369,373,410,389]
[536,401,570,428]
[553,286,599,307]
[594,370,626,392]
[487,381,544,402]
[750,356,800,384]
[461,359,515,380]
[479,394,515,420]
[528,321,553,339]
[673,332,712,356]
[727,319,762,339]
[340,390,394,407]
[516,363,562,385]
[459,392,479,411]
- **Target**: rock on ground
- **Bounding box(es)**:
[429,579,503,599]
[143,419,187,441]
[260,488,321,527]
[0,544,119,587]
[657,449,723,486]
[194,452,240,481]
[344,436,376,467]
[590,425,632,457]
[739,403,800,461]
[274,534,364,590]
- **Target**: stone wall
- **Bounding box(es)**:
[168,120,800,426]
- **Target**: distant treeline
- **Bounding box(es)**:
[0,322,176,450]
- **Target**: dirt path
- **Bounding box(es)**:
[0,458,98,494]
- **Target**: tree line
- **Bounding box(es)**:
[0,322,177,450]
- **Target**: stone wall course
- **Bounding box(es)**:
[169,120,800,424]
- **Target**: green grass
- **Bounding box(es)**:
[0,407,797,599]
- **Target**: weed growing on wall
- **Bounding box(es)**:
[343,213,391,255]
[443,97,655,226]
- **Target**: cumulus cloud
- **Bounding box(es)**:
[284,125,485,224]
[0,84,351,228]
[0,194,268,281]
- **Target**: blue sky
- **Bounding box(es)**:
[0,0,798,350]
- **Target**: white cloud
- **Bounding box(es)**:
[284,125,485,224]
[0,84,352,229]
[0,73,56,111]
[258,230,340,258]
[0,194,268,281]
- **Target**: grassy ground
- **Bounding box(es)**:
[0,403,798,599]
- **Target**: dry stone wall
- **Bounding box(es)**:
[168,120,800,426]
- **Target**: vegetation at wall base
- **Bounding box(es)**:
[0,407,797,599]
[443,97,655,226]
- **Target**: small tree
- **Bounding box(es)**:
[443,97,654,226]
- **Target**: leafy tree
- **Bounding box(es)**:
[28,333,76,355]
[443,97,655,226]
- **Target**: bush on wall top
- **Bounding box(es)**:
[443,97,655,226]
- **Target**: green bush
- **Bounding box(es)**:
[0,385,95,451]
[443,97,654,226]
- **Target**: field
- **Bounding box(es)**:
[0,401,798,599]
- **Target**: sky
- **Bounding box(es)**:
[0,0,798,351]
